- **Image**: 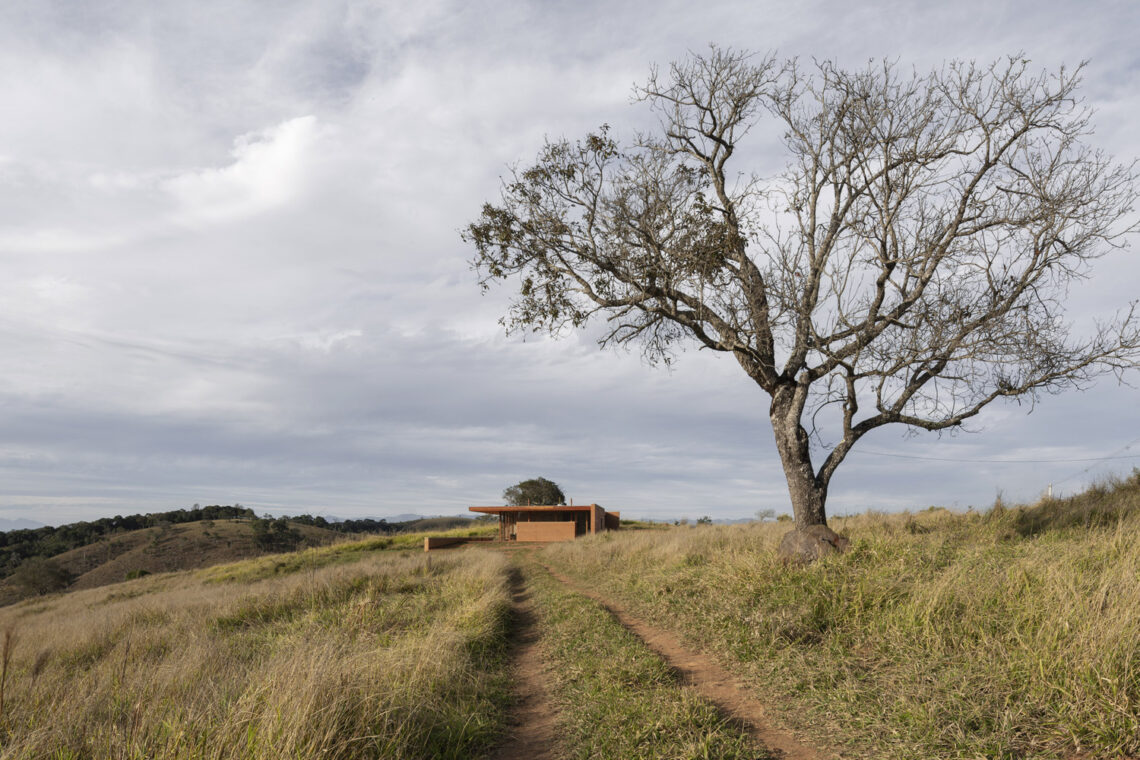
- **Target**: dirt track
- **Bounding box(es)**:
[487,553,830,760]
[542,563,828,760]
[488,568,559,760]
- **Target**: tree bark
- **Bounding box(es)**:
[770,387,828,528]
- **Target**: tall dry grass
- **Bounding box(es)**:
[542,481,1140,759]
[0,548,512,759]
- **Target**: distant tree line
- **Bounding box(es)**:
[1,507,460,581]
[250,517,304,552]
[0,505,257,578]
[287,515,397,534]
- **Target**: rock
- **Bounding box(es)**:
[777,524,850,564]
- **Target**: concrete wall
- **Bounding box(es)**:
[516,521,576,542]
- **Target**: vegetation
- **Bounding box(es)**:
[1,478,1135,758]
[503,477,566,506]
[521,556,769,759]
[0,543,513,759]
[1005,468,1140,537]
[540,473,1140,759]
[0,508,485,585]
[199,524,495,585]
[466,46,1140,530]
[9,557,72,596]
[286,514,398,533]
[0,505,257,577]
[249,517,303,551]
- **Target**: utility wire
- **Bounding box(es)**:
[1052,436,1140,486]
[850,446,1140,465]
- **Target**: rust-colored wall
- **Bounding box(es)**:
[516,521,576,542]
[604,511,621,530]
[424,536,494,551]
[591,505,605,534]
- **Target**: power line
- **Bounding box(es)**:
[850,447,1140,465]
[1052,436,1140,486]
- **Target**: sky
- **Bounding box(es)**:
[1,0,1139,526]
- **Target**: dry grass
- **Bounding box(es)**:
[541,476,1140,759]
[0,547,512,759]
[198,525,495,584]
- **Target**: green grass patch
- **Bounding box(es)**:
[199,525,495,584]
[541,482,1140,759]
[522,556,771,759]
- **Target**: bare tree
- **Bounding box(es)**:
[464,48,1139,537]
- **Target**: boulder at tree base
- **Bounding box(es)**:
[777,524,850,564]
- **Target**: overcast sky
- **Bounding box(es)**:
[1,0,1138,526]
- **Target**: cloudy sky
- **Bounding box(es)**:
[1,0,1138,526]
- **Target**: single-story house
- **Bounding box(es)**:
[468,503,620,542]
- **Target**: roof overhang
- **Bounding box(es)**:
[469,504,600,515]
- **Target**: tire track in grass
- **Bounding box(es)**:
[542,563,831,760]
[488,566,559,760]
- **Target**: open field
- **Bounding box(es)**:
[541,472,1140,759]
[0,545,512,759]
[0,476,1136,759]
[0,519,497,606]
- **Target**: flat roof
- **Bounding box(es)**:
[469,504,601,514]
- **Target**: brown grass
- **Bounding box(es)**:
[0,547,512,759]
[541,477,1140,759]
[0,520,351,607]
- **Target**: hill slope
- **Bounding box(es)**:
[0,544,513,759]
[540,471,1140,759]
[0,519,346,605]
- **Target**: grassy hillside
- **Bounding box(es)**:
[0,519,351,606]
[541,471,1140,759]
[0,527,761,760]
[0,477,1134,758]
[0,540,512,759]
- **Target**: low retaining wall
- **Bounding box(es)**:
[423,536,495,552]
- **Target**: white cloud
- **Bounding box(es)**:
[163,115,324,225]
[0,0,1137,525]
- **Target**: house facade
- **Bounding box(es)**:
[468,504,620,542]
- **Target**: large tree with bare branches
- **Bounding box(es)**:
[464,48,1139,536]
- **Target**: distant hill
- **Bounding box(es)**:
[398,516,482,532]
[0,518,44,531]
[0,505,444,578]
[0,518,347,606]
[0,504,261,578]
[0,505,490,606]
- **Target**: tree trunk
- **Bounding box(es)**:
[770,389,828,528]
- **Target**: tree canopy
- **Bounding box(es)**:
[503,477,567,506]
[466,48,1139,532]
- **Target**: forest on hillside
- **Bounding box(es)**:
[0,506,417,577]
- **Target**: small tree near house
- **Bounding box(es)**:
[465,47,1140,558]
[503,477,567,506]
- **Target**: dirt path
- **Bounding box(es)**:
[542,564,830,760]
[488,568,559,760]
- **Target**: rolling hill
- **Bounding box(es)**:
[0,518,347,605]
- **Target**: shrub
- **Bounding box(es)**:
[11,557,73,596]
